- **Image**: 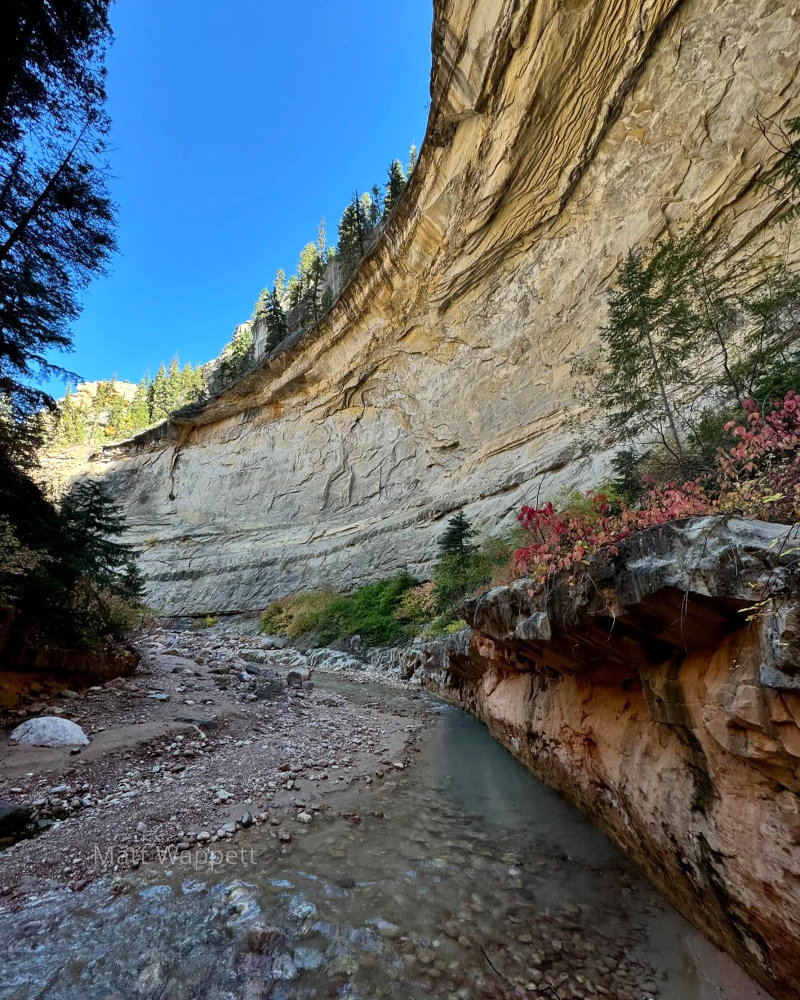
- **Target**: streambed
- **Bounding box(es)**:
[0,683,770,1000]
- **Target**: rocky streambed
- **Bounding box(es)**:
[0,627,773,999]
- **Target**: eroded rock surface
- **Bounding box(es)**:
[421,516,800,1000]
[83,0,800,616]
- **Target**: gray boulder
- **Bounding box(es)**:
[10,716,89,747]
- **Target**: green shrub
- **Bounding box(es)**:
[419,615,468,639]
[259,588,338,638]
[259,572,419,647]
[396,581,437,623]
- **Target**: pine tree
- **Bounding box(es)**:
[287,275,303,310]
[193,364,206,402]
[274,268,286,302]
[0,1,116,425]
[320,286,334,315]
[55,385,87,445]
[126,376,151,433]
[265,285,288,351]
[217,327,253,387]
[437,511,477,569]
[150,363,170,422]
[337,194,366,284]
[407,143,418,175]
[60,478,142,596]
[316,219,328,265]
[180,363,204,407]
[360,191,376,233]
[383,160,406,216]
[370,184,382,226]
[298,241,323,321]
[165,357,183,412]
[101,378,128,438]
[252,287,269,321]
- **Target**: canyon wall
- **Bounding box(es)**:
[89,0,800,615]
[421,515,800,1000]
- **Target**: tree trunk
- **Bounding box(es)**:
[642,322,685,459]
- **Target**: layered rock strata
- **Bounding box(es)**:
[421,516,800,1000]
[86,0,800,615]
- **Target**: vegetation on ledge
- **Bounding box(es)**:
[259,515,519,648]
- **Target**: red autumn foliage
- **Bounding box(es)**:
[513,392,800,584]
[715,391,800,522]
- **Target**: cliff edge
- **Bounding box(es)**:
[89,0,800,616]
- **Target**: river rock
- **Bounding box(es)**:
[10,716,89,747]
[0,799,31,839]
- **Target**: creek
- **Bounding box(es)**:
[0,682,768,1000]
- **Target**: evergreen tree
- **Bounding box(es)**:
[579,229,800,467]
[298,240,324,321]
[407,143,418,175]
[274,268,286,302]
[165,356,183,411]
[60,478,141,594]
[297,243,316,288]
[217,327,253,387]
[99,378,127,438]
[583,238,708,461]
[316,219,328,265]
[437,511,477,569]
[180,362,204,407]
[193,363,206,402]
[125,376,151,433]
[149,363,170,422]
[320,285,334,316]
[0,0,116,425]
[370,184,382,226]
[265,285,288,351]
[287,275,303,310]
[252,287,269,321]
[55,385,87,445]
[360,191,376,233]
[0,2,145,648]
[383,160,406,216]
[337,193,366,284]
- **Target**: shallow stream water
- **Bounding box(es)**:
[0,683,769,1000]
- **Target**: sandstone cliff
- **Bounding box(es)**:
[421,515,800,1000]
[88,0,800,616]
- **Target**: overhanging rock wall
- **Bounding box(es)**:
[421,516,800,1000]
[91,0,800,615]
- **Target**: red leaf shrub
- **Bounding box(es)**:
[715,391,800,522]
[513,392,800,584]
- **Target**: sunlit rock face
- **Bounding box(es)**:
[421,516,800,1000]
[88,0,800,616]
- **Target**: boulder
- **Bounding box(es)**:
[0,799,31,840]
[10,716,89,747]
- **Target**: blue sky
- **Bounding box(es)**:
[54,0,432,390]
